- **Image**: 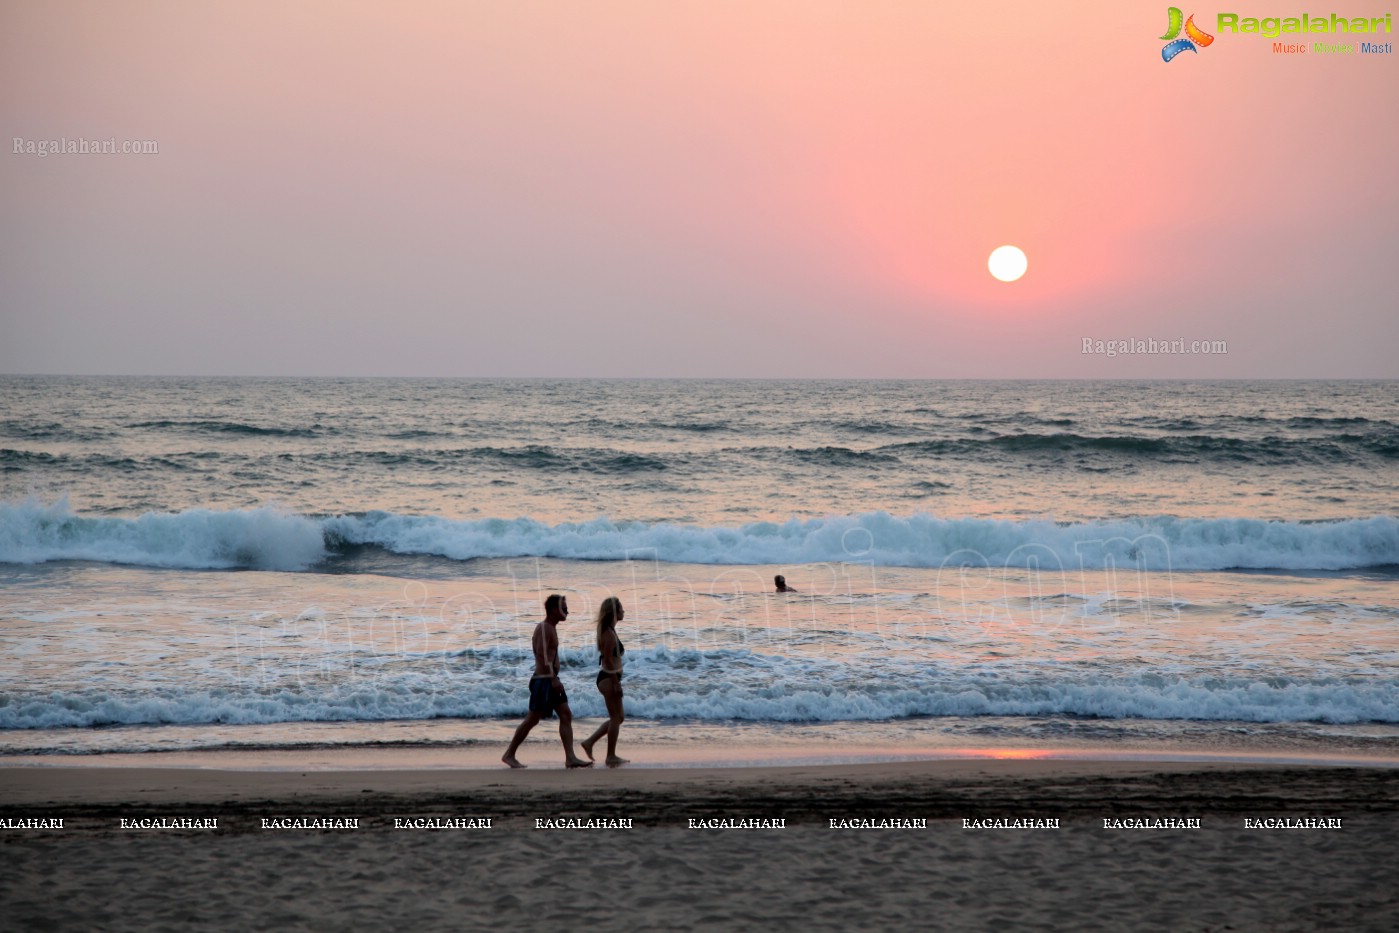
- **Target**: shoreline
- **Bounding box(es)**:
[6,713,1399,769]
[4,733,1399,773]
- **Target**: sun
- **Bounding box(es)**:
[988,245,1028,282]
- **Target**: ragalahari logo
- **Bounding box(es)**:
[1160,7,1215,60]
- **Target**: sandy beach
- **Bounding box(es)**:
[4,758,1398,931]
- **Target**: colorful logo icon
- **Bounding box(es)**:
[1160,7,1215,60]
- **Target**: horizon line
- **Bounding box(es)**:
[2,373,1397,383]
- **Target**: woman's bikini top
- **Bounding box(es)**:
[600,636,624,665]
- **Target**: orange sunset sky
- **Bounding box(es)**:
[2,1,1395,377]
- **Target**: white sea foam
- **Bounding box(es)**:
[328,510,1399,572]
[0,497,325,570]
[3,499,1396,572]
[2,668,1394,729]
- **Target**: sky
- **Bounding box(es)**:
[1,1,1396,378]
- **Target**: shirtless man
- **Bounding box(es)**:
[502,594,592,769]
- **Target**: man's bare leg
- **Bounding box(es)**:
[502,711,543,768]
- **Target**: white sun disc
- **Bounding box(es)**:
[988,245,1028,282]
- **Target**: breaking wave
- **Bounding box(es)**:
[3,499,1396,573]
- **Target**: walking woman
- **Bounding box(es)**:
[581,597,628,766]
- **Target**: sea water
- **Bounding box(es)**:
[2,377,1396,762]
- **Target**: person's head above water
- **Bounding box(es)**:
[774,575,790,592]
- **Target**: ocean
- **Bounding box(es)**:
[2,377,1397,763]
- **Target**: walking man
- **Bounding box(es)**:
[502,594,592,769]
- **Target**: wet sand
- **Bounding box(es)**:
[3,759,1398,931]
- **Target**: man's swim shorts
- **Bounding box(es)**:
[528,677,568,719]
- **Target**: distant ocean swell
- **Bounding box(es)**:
[3,499,1397,573]
[5,429,1398,472]
[878,431,1399,462]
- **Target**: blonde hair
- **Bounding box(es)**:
[594,597,622,651]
